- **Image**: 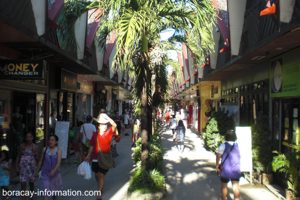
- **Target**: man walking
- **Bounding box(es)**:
[80,115,96,159]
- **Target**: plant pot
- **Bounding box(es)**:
[252,172,262,184]
[261,173,273,185]
[286,189,295,200]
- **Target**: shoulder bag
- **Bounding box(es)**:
[96,134,115,170]
[218,143,235,172]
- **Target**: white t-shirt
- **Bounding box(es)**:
[217,141,236,155]
[170,118,177,129]
[80,123,96,144]
[124,114,129,125]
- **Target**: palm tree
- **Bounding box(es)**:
[71,0,216,136]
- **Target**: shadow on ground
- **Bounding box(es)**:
[161,127,276,200]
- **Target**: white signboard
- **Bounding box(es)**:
[235,126,252,173]
[55,121,70,159]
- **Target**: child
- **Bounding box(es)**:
[37,135,62,200]
[0,150,10,192]
[17,131,38,195]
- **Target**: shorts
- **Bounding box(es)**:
[220,177,240,183]
[91,162,109,175]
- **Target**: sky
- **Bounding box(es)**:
[159,28,182,75]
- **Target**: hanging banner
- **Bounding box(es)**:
[213,0,230,46]
[48,0,64,21]
[86,8,102,48]
[0,61,44,79]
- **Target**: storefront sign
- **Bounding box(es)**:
[0,61,44,79]
[61,69,77,91]
[271,49,300,97]
[77,81,93,94]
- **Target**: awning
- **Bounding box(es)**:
[0,20,98,74]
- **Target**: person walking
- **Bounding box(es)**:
[17,131,38,198]
[85,112,119,200]
[216,130,241,200]
[170,115,177,135]
[123,111,130,136]
[175,120,186,152]
[79,115,96,160]
[165,110,171,127]
[37,135,62,200]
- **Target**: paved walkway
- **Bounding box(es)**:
[162,127,278,200]
[6,127,279,200]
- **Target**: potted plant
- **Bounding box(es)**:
[272,151,299,200]
[252,115,273,185]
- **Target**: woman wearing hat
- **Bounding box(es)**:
[85,112,119,200]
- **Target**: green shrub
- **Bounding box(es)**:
[131,137,164,172]
[252,115,273,173]
[128,166,165,193]
[202,118,224,153]
[213,109,235,135]
[148,143,164,172]
[132,138,143,164]
[272,151,299,197]
[202,110,234,153]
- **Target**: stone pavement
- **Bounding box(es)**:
[162,127,279,200]
[6,127,280,200]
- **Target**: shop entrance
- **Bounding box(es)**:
[9,92,36,159]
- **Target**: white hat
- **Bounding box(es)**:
[94,113,109,124]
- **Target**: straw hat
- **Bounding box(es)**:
[94,113,110,124]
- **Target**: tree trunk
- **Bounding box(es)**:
[140,67,152,140]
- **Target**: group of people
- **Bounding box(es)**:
[1,105,242,200]
[0,109,122,200]
[0,131,62,200]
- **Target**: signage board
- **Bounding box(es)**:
[271,48,300,97]
[235,126,252,173]
[61,69,77,91]
[55,121,70,159]
[0,61,44,79]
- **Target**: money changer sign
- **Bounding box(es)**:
[0,61,44,79]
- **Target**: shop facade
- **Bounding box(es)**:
[76,76,94,123]
[49,68,78,131]
[270,48,300,153]
[199,81,221,132]
[0,60,47,159]
[220,64,269,127]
